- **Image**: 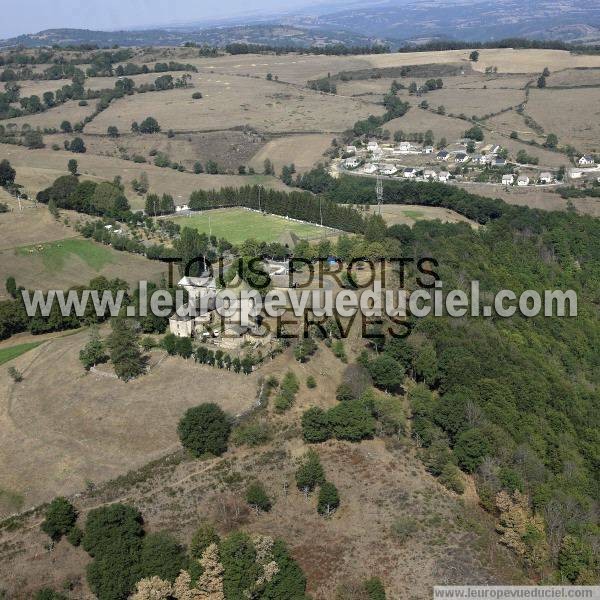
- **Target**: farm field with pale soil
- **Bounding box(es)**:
[170,207,336,244]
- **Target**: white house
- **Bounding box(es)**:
[345,145,357,154]
[454,152,469,163]
[436,150,450,161]
[394,141,413,153]
[578,155,595,166]
[471,154,486,165]
[539,172,553,184]
[423,169,437,181]
[422,146,434,154]
[362,163,378,174]
[502,174,515,185]
[438,171,450,182]
[344,157,361,169]
[403,167,417,178]
[367,141,379,152]
[569,168,584,179]
[175,204,189,212]
[517,175,530,186]
[380,164,398,176]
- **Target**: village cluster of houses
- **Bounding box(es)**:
[343,141,600,186]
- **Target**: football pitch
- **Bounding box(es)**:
[169,208,334,244]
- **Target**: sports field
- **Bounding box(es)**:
[170,208,334,244]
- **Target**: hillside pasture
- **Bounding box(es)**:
[46,129,266,173]
[362,204,479,228]
[385,108,467,143]
[85,74,382,134]
[248,133,334,174]
[1,99,96,131]
[0,331,260,510]
[0,237,168,295]
[526,87,600,152]
[169,207,335,244]
[0,202,78,251]
[425,87,524,119]
[546,67,600,88]
[1,143,289,209]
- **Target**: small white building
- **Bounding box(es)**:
[346,145,357,154]
[362,163,378,174]
[438,171,450,182]
[394,141,413,153]
[569,169,584,179]
[367,141,379,152]
[454,152,469,163]
[344,157,361,169]
[380,164,398,176]
[403,167,417,178]
[471,154,486,165]
[502,174,515,185]
[437,150,450,161]
[423,169,437,180]
[539,172,553,184]
[578,155,595,166]
[422,146,434,154]
[517,175,530,186]
[175,204,189,212]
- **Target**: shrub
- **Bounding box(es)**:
[245,481,272,512]
[231,421,270,447]
[274,371,299,412]
[34,590,67,600]
[8,367,23,383]
[66,525,84,546]
[295,449,325,494]
[41,497,77,541]
[190,520,220,559]
[139,116,160,134]
[192,91,203,99]
[177,403,231,457]
[453,428,492,473]
[302,407,331,443]
[335,382,355,401]
[328,399,376,442]
[391,516,418,544]
[306,375,317,388]
[439,463,465,494]
[317,481,340,515]
[139,532,188,583]
[364,577,386,599]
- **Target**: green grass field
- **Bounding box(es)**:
[0,342,42,366]
[16,238,116,273]
[170,208,332,244]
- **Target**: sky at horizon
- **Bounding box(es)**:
[1,0,325,39]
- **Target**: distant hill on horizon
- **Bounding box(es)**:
[2,0,600,49]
